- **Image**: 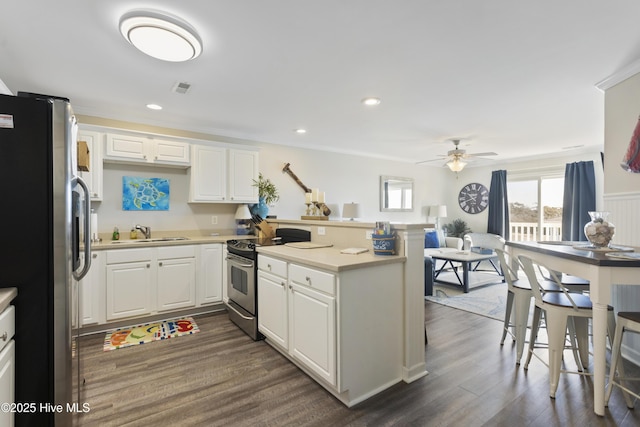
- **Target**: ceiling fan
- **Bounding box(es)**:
[417,139,497,172]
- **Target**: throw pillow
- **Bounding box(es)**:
[437,229,446,247]
[424,230,439,248]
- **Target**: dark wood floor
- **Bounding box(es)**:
[75,302,640,427]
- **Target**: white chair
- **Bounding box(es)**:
[497,249,581,365]
[519,254,617,399]
[464,233,504,273]
[605,312,640,409]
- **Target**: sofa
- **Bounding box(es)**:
[424,229,464,295]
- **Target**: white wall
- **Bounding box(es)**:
[437,149,604,234]
[603,70,640,365]
[80,115,450,234]
[83,114,605,237]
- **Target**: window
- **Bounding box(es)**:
[508,173,564,242]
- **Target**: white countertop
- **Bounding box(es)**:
[256,245,406,272]
[0,287,17,313]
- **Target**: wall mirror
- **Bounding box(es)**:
[380,175,414,212]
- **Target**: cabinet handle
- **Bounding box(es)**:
[305,276,310,282]
[146,264,150,268]
[159,262,163,267]
[0,332,7,341]
[154,156,158,160]
[281,282,285,287]
[143,155,147,159]
[267,264,271,269]
[92,253,97,259]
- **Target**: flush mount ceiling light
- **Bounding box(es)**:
[146,103,162,110]
[294,128,307,134]
[120,10,202,62]
[361,97,381,106]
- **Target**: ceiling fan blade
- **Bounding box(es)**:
[415,158,444,165]
[465,152,498,157]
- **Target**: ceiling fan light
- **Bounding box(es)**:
[120,10,202,62]
[447,158,467,172]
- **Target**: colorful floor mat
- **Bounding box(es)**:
[103,317,199,351]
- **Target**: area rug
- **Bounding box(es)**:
[103,317,199,351]
[425,283,507,321]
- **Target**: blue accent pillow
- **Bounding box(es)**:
[424,231,439,248]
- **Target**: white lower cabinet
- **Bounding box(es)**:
[80,251,105,326]
[257,270,288,348]
[0,305,15,427]
[106,250,154,321]
[197,244,223,305]
[257,255,337,386]
[105,246,196,321]
[257,252,404,407]
[289,282,336,386]
[156,246,196,311]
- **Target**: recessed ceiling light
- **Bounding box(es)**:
[120,10,202,62]
[146,103,162,110]
[362,97,381,106]
[294,128,307,134]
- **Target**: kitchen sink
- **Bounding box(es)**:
[110,237,190,244]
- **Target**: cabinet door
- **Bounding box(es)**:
[0,340,15,427]
[77,130,103,200]
[80,252,105,326]
[258,271,288,348]
[228,149,259,203]
[105,133,148,162]
[157,257,196,311]
[198,244,223,305]
[106,261,153,320]
[289,282,336,386]
[189,145,227,202]
[153,139,190,166]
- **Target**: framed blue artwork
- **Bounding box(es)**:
[122,176,170,211]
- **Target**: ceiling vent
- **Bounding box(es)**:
[172,82,191,94]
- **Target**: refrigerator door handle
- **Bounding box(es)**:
[73,175,92,281]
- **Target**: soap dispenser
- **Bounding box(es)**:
[112,226,120,241]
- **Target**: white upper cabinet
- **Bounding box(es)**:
[104,133,190,167]
[189,145,227,202]
[189,145,259,203]
[76,130,103,201]
[228,149,259,202]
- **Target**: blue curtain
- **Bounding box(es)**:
[561,161,595,241]
[487,170,510,240]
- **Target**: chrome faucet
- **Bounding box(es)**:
[135,224,151,239]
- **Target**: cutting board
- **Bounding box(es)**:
[284,242,333,249]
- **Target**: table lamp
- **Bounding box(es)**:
[342,202,360,221]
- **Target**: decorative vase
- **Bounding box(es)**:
[251,197,269,218]
[584,211,615,248]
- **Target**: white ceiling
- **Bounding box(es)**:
[2,1,640,165]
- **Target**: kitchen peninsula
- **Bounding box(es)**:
[257,219,428,406]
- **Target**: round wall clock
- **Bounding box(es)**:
[458,182,489,214]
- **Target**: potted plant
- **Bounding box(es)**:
[443,218,472,238]
[251,173,279,217]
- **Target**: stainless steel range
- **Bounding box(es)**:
[225,229,310,340]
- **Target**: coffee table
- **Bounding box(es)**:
[431,250,503,293]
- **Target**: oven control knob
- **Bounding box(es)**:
[248,243,256,250]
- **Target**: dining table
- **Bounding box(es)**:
[506,240,640,416]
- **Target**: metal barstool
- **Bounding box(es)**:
[605,312,640,408]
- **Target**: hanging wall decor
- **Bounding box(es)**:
[621,115,640,173]
[122,176,170,211]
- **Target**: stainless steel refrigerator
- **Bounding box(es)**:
[0,92,92,426]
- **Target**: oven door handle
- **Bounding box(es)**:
[226,255,254,268]
[227,302,254,321]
